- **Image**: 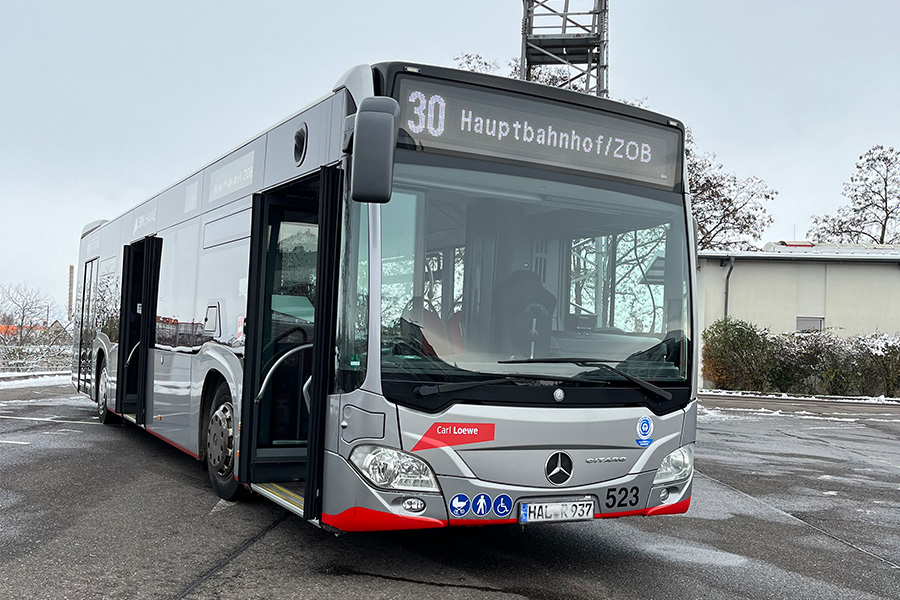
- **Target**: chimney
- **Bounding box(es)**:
[68,265,75,321]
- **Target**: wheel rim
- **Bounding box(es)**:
[207,402,235,476]
[98,367,109,417]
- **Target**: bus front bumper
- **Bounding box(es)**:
[320,450,692,532]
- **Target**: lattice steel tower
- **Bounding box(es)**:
[519,0,609,98]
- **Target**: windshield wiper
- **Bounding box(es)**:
[413,374,588,398]
[498,358,673,402]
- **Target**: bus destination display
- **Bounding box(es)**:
[397,77,681,187]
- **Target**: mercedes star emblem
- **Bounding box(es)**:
[545,451,573,486]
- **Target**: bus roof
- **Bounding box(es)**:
[85,61,685,234]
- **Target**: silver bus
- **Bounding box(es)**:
[72,62,696,531]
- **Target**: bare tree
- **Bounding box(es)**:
[454,53,584,91]
[807,145,900,244]
[0,283,70,371]
[454,53,500,75]
[507,58,585,91]
[454,54,776,251]
[0,284,53,347]
[687,131,776,251]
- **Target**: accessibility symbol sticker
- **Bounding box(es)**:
[635,416,654,448]
[472,493,492,517]
[449,493,470,518]
[493,494,512,517]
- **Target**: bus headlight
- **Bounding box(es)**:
[350,444,440,492]
[653,445,694,485]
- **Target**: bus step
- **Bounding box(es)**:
[251,482,306,518]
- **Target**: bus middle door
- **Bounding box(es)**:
[115,236,162,425]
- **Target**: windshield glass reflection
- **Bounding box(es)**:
[379,155,691,385]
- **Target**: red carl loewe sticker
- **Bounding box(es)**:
[411,422,496,452]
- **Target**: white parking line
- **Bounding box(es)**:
[209,499,237,515]
[0,440,31,445]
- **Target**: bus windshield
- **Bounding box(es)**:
[379,151,691,389]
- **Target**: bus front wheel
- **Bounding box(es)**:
[96,360,120,425]
[206,382,244,500]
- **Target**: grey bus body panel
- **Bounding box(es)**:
[323,395,694,530]
[681,400,697,445]
[334,388,402,455]
[332,64,376,107]
[397,403,685,486]
[72,86,351,462]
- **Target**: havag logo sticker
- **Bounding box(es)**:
[636,416,654,447]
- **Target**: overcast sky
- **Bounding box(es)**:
[1,0,898,311]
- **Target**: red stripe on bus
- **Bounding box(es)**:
[593,496,692,519]
[595,508,645,519]
[322,507,447,532]
[644,496,691,516]
[145,428,200,460]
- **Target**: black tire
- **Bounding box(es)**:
[206,382,245,500]
[96,360,120,425]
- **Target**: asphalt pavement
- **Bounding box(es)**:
[1,379,898,599]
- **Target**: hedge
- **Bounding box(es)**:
[701,317,900,398]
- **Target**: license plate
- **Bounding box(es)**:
[519,500,594,524]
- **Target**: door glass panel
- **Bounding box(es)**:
[257,208,318,448]
[336,200,368,390]
[76,258,98,393]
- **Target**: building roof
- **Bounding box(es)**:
[699,241,900,263]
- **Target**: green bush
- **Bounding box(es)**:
[701,318,900,398]
[852,334,900,398]
[701,318,775,392]
[769,330,860,396]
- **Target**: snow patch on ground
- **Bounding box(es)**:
[0,375,72,390]
[0,371,66,380]
[697,404,894,424]
[701,388,898,404]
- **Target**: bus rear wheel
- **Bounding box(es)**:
[97,360,120,425]
[206,382,244,500]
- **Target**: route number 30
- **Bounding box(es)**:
[407,91,446,137]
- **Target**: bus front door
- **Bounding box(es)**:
[115,236,162,425]
[240,168,340,520]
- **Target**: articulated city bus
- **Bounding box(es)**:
[72,62,696,531]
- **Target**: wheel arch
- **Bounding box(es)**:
[93,348,107,403]
[194,343,244,466]
[198,369,228,463]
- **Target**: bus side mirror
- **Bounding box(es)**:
[349,96,401,203]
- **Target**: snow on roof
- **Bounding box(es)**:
[763,241,900,254]
[699,241,900,262]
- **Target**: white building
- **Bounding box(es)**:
[697,241,900,338]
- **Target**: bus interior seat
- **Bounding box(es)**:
[400,298,450,357]
[495,270,556,357]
